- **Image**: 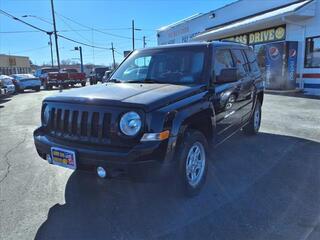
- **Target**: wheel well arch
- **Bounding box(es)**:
[180,109,215,143]
[257,91,264,105]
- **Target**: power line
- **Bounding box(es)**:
[9,45,49,55]
[0,9,49,33]
[55,11,145,41]
[58,34,110,50]
[0,30,41,33]
[56,13,92,44]
[0,8,112,50]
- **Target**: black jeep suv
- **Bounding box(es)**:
[34,42,264,196]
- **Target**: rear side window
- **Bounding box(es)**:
[231,49,249,77]
[244,49,260,74]
[214,49,234,80]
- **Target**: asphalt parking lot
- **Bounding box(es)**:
[0,89,320,240]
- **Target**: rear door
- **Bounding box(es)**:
[231,49,254,121]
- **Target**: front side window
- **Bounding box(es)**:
[214,49,234,82]
[112,47,206,84]
[305,36,320,68]
[232,49,249,78]
[244,49,260,74]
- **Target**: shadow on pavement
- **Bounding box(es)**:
[0,97,12,108]
[35,132,320,240]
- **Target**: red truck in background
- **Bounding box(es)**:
[34,68,86,90]
[35,67,68,90]
[61,68,86,87]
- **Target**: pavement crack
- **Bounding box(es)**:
[0,133,27,185]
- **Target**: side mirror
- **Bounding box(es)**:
[216,68,237,83]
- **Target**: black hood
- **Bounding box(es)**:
[45,83,205,112]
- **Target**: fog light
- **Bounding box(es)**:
[46,154,53,164]
[97,166,107,178]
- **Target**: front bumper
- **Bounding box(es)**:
[33,127,177,180]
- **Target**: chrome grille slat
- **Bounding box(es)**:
[98,113,104,140]
[77,111,83,136]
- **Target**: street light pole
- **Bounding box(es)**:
[74,46,83,73]
[79,46,83,73]
[50,0,60,70]
[143,36,146,48]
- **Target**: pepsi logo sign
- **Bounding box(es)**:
[289,49,297,58]
[269,46,280,60]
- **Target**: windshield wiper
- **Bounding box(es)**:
[127,79,161,84]
[107,78,122,83]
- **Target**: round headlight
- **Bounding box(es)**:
[43,105,50,126]
[119,111,142,136]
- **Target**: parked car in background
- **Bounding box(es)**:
[34,67,68,90]
[11,74,41,92]
[89,67,109,85]
[61,68,86,87]
[102,70,113,83]
[0,75,16,96]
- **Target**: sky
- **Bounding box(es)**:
[0,0,236,66]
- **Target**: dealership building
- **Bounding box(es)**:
[157,0,320,95]
[0,54,31,76]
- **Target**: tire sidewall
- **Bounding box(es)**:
[177,130,208,196]
[253,100,262,133]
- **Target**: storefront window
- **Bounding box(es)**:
[305,36,320,68]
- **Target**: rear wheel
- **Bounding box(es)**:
[34,86,40,92]
[81,82,86,87]
[177,129,208,197]
[243,100,262,135]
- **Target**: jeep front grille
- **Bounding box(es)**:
[48,106,112,144]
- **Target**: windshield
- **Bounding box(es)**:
[95,68,108,74]
[112,47,206,84]
[1,77,13,85]
[42,68,59,74]
[12,74,36,80]
[62,69,78,73]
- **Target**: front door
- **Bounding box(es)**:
[212,48,243,144]
[231,49,254,122]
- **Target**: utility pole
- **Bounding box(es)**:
[48,32,54,67]
[50,0,60,69]
[111,42,116,69]
[143,36,146,48]
[132,20,135,51]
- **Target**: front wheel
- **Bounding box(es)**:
[243,100,262,135]
[81,82,86,87]
[177,129,208,197]
[43,81,51,90]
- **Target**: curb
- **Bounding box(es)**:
[265,88,303,94]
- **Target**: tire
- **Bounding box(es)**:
[43,81,50,90]
[177,129,208,197]
[35,86,40,92]
[243,100,262,135]
[81,82,86,87]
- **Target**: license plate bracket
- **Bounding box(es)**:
[51,147,77,170]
